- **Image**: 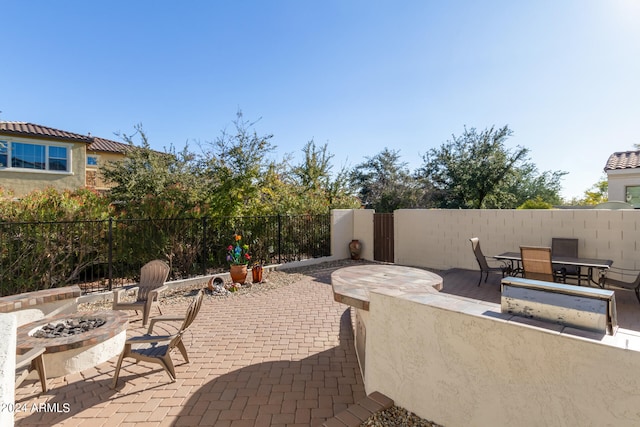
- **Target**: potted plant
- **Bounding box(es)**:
[252,262,263,283]
[227,234,251,283]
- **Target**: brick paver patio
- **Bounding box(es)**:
[14,268,366,427]
[15,265,640,426]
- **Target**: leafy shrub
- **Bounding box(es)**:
[517,197,553,209]
[0,187,112,222]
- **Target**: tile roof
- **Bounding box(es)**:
[605,150,640,171]
[0,121,130,154]
[87,137,130,154]
[0,121,92,143]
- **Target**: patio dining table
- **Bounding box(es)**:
[494,251,613,287]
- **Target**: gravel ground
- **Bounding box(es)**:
[360,405,443,427]
[78,259,363,311]
[78,259,443,426]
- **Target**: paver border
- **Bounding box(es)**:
[321,392,394,427]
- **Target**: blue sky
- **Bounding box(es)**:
[2,0,639,199]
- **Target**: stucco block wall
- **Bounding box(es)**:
[331,210,354,259]
[331,209,374,260]
[352,209,374,261]
[0,313,16,426]
[364,290,640,427]
[393,209,640,279]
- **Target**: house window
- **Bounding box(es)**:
[0,141,7,167]
[12,142,46,170]
[87,155,99,167]
[48,146,68,171]
[626,186,640,207]
[0,141,70,172]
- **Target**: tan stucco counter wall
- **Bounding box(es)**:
[364,288,640,427]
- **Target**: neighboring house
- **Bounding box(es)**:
[86,136,130,190]
[0,121,129,196]
[604,150,640,207]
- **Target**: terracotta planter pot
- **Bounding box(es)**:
[230,264,248,283]
[349,239,362,260]
[252,265,263,283]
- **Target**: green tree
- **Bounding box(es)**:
[292,140,333,190]
[508,164,566,207]
[417,126,528,209]
[291,140,358,212]
[101,124,203,217]
[199,111,281,218]
[568,177,608,206]
[417,125,565,209]
[584,178,608,205]
[350,148,423,212]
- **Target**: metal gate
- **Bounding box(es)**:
[374,213,394,263]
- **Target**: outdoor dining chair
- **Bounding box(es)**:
[469,237,510,286]
[601,271,640,304]
[15,347,47,393]
[520,246,565,283]
[552,237,582,284]
[112,289,204,387]
[112,259,170,326]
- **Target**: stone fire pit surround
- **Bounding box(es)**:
[16,310,128,378]
[32,316,107,339]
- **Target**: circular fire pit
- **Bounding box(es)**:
[32,316,107,339]
[16,310,128,378]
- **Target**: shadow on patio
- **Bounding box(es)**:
[171,308,364,427]
[14,266,365,427]
[13,263,640,426]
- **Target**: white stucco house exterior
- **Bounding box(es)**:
[604,150,640,207]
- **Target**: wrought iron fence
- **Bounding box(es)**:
[0,214,330,295]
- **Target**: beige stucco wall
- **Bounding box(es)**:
[331,209,375,260]
[352,209,374,261]
[85,151,124,190]
[607,169,640,204]
[364,289,640,427]
[339,208,640,425]
[86,151,123,163]
[0,139,87,197]
[0,313,16,427]
[392,209,640,280]
[331,210,354,259]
